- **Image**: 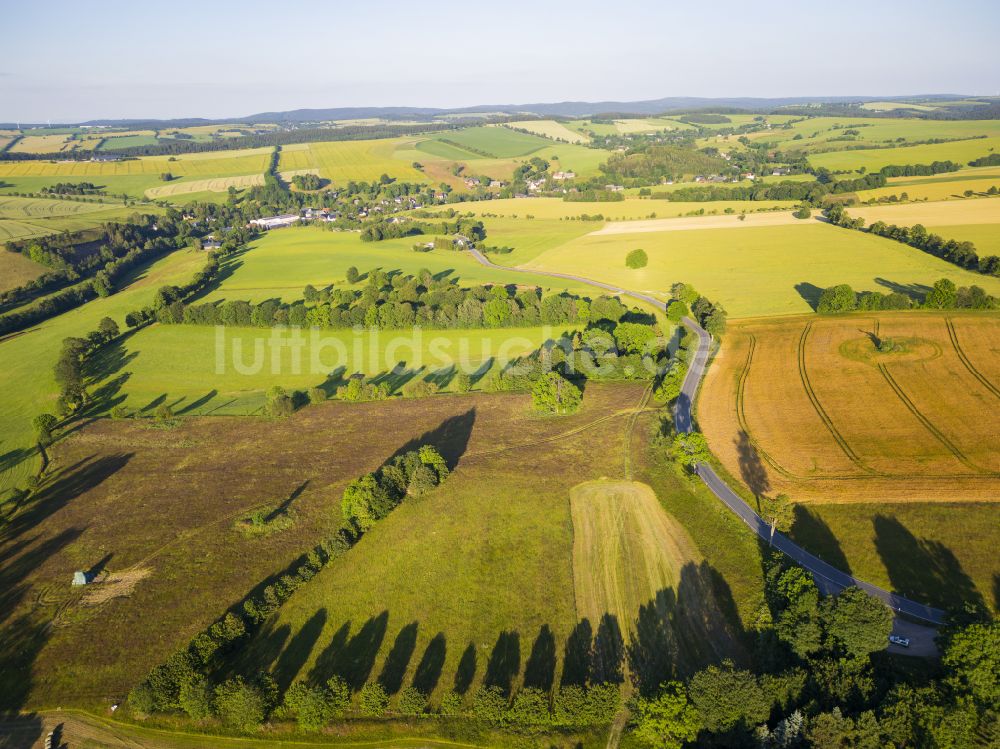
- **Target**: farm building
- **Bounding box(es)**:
[249,214,300,230]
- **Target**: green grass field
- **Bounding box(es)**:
[925,223,1000,256]
[109,323,567,418]
[519,221,1000,317]
[0,248,208,497]
[506,121,589,143]
[808,135,1000,173]
[198,226,588,303]
[789,502,999,614]
[426,126,550,158]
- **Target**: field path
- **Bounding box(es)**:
[589,210,809,236]
[464,244,948,630]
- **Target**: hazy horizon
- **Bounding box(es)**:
[3,0,999,122]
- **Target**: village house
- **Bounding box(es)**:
[464,177,481,188]
[605,184,625,192]
[552,171,576,181]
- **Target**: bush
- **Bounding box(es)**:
[471,685,508,725]
[154,403,174,421]
[357,682,389,717]
[402,378,440,398]
[816,284,857,313]
[398,686,429,715]
[283,682,334,731]
[179,676,214,720]
[531,371,583,414]
[439,691,464,715]
[626,248,649,268]
[127,682,157,716]
[214,677,268,731]
[327,675,352,714]
[666,300,689,323]
[110,404,129,419]
[508,686,551,725]
[454,372,472,393]
[308,387,326,404]
[793,205,812,220]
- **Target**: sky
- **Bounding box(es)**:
[3,0,999,122]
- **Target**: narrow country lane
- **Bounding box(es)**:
[466,246,947,641]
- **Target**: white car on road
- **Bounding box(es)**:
[889,635,910,648]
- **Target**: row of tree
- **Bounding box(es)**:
[817,278,997,313]
[157,269,644,332]
[825,204,1000,277]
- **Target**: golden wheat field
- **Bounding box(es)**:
[699,312,1000,503]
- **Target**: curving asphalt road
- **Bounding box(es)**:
[466,246,946,636]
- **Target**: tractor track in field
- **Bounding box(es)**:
[876,362,994,476]
[945,318,1000,399]
[622,382,654,479]
[796,321,876,475]
[734,333,799,480]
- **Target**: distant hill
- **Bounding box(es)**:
[5,94,983,129]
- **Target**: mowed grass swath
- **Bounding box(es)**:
[697,312,1000,505]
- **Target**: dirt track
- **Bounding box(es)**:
[589,211,809,235]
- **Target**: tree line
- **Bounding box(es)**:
[825,204,1000,277]
[817,278,997,313]
[0,215,197,337]
[155,269,638,332]
[0,122,462,161]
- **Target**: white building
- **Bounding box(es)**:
[249,214,300,230]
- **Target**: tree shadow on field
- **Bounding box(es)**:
[370,362,423,395]
[560,619,593,687]
[794,282,824,311]
[186,247,248,303]
[412,632,447,694]
[873,515,984,613]
[735,431,770,499]
[523,625,557,691]
[453,643,477,694]
[628,562,748,697]
[483,631,520,696]
[787,505,852,576]
[389,408,476,471]
[378,621,418,694]
[425,364,457,390]
[993,574,1000,614]
[591,614,625,685]
[177,389,219,415]
[316,366,348,397]
[874,277,932,302]
[309,612,389,690]
[0,454,132,556]
[273,608,327,691]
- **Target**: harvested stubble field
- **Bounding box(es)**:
[143,173,265,198]
[506,120,589,143]
[698,312,1000,504]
